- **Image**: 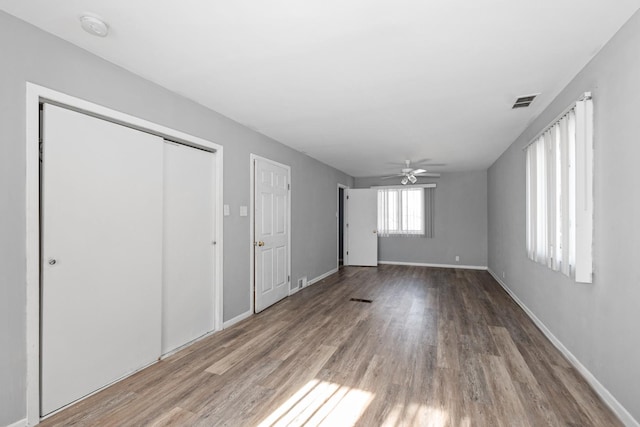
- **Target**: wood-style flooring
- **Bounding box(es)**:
[41,265,621,426]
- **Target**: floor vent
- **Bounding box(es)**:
[298,276,307,288]
[350,298,373,303]
[512,93,539,109]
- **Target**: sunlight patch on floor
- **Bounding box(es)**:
[258,379,374,426]
[382,402,450,427]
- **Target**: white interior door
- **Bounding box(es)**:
[346,188,378,266]
[162,142,215,354]
[254,157,290,313]
[41,104,163,415]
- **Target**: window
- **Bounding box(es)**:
[377,187,434,237]
[525,94,593,282]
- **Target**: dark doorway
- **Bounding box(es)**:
[338,187,345,266]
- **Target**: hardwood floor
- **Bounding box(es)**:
[41,265,621,426]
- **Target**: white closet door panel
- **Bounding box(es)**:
[41,104,163,415]
[254,158,289,313]
[162,142,215,354]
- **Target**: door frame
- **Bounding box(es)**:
[249,154,292,313]
[25,83,224,425]
[337,184,349,268]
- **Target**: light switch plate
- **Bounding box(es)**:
[240,206,248,217]
[223,204,230,216]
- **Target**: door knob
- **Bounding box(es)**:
[373,230,377,234]
[48,259,57,265]
[258,241,265,247]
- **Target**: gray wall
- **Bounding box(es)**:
[355,171,488,267]
[488,9,640,423]
[0,12,352,426]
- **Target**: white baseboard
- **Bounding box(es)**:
[222,309,252,329]
[379,260,488,271]
[6,418,26,427]
[487,269,639,427]
[159,328,220,360]
[307,268,339,287]
[289,269,336,294]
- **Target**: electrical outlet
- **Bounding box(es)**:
[455,255,460,262]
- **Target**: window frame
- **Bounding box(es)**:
[376,184,435,238]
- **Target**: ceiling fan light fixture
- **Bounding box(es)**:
[381,159,443,182]
[80,14,109,37]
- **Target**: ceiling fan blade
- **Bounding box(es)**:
[411,158,432,165]
[411,169,427,174]
[415,163,446,167]
[386,159,425,167]
[414,173,441,177]
[380,174,402,180]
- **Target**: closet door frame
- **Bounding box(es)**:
[25,83,224,425]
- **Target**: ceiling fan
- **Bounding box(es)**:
[380,160,442,184]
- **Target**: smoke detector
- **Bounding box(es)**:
[80,15,109,37]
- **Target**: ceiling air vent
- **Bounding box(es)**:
[512,94,539,109]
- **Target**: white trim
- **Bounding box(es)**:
[25,86,40,427]
[249,154,292,314]
[249,155,255,314]
[26,83,224,425]
[487,269,639,427]
[289,286,300,296]
[379,260,488,270]
[222,310,253,329]
[308,268,339,286]
[370,183,437,189]
[159,328,220,360]
[6,418,27,427]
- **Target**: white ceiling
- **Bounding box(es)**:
[2,1,639,177]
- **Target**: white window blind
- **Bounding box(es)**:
[525,94,593,282]
[377,187,434,237]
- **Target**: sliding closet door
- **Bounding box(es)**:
[41,104,163,415]
[162,142,215,354]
